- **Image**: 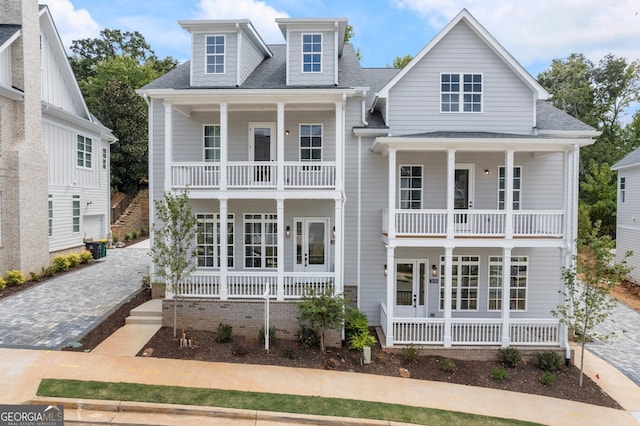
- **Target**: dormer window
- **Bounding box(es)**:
[205,35,225,74]
[302,34,322,73]
[441,73,482,112]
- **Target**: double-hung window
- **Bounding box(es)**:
[300,124,322,162]
[203,125,221,162]
[244,214,277,268]
[196,213,234,268]
[77,135,92,168]
[302,34,322,73]
[205,35,225,74]
[620,177,626,203]
[48,194,53,237]
[439,255,480,311]
[72,195,80,233]
[102,148,107,169]
[498,166,522,210]
[441,73,482,112]
[488,256,528,311]
[400,165,422,209]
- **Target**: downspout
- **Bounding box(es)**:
[357,91,367,307]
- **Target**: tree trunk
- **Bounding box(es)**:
[173,298,177,338]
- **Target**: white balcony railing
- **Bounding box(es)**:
[384,209,564,238]
[170,162,336,190]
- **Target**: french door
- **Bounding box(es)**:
[294,218,329,272]
[249,123,276,184]
[454,164,475,231]
[394,260,427,317]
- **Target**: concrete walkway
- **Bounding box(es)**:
[0,245,149,350]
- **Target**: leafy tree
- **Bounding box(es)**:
[343,23,361,60]
[389,54,413,69]
[150,189,198,337]
[298,288,347,353]
[552,222,632,387]
[579,161,617,237]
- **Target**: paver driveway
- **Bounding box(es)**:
[0,246,149,350]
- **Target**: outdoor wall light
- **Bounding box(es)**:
[332,226,336,240]
[384,264,388,276]
[86,200,93,206]
[431,264,438,277]
[285,226,291,238]
[484,169,490,175]
[285,130,290,136]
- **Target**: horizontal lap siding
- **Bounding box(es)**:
[616,166,640,282]
[287,31,335,86]
[151,99,165,202]
[191,32,237,87]
[239,35,265,84]
[388,22,533,135]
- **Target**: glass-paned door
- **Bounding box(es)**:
[454,164,474,231]
[294,218,329,272]
[249,123,275,184]
[394,260,427,317]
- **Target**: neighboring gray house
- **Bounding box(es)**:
[612,148,640,283]
[0,0,115,276]
[139,9,598,353]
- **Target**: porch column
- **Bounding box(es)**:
[276,198,285,300]
[335,99,344,190]
[446,149,456,238]
[443,246,454,347]
[500,246,512,347]
[219,102,228,190]
[277,102,285,191]
[504,150,514,238]
[388,149,397,238]
[385,245,395,347]
[219,199,229,300]
[334,198,343,295]
[163,101,173,192]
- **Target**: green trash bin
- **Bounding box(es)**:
[99,241,107,258]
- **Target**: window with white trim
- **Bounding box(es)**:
[400,165,422,209]
[620,177,626,203]
[48,194,53,237]
[488,256,528,311]
[77,135,92,168]
[441,73,482,112]
[439,255,479,311]
[72,195,80,233]
[302,34,322,73]
[205,35,225,74]
[498,166,521,210]
[102,148,107,169]
[197,213,234,268]
[203,125,221,162]
[244,214,277,268]
[300,124,322,161]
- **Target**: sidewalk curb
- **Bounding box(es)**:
[30,396,396,425]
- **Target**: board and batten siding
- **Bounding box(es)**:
[616,166,640,282]
[388,21,534,135]
[287,31,335,86]
[40,31,84,116]
[191,32,238,87]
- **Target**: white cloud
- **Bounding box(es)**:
[195,0,290,44]
[45,0,100,50]
[392,0,640,69]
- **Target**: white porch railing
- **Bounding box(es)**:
[171,163,220,188]
[175,271,335,299]
[385,209,564,238]
[451,319,502,345]
[227,162,277,188]
[284,162,336,188]
[509,319,560,345]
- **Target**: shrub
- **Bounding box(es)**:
[491,367,508,381]
[349,332,376,350]
[215,323,233,343]
[41,265,56,277]
[67,252,81,268]
[402,344,419,364]
[0,277,5,291]
[259,326,276,345]
[540,371,556,386]
[52,255,70,272]
[440,357,457,373]
[299,326,320,348]
[282,347,296,359]
[5,270,26,287]
[131,229,139,239]
[498,347,522,368]
[536,351,563,372]
[124,233,132,242]
[113,234,120,243]
[140,227,147,237]
[80,251,93,264]
[345,307,376,350]
[29,272,40,282]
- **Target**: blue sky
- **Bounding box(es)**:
[48,0,640,107]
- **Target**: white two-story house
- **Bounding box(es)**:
[139,9,597,354]
[0,0,115,275]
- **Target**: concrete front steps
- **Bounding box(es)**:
[91,299,162,356]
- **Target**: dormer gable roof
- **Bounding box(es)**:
[178,19,273,58]
[0,24,21,52]
[374,9,550,102]
[276,18,347,57]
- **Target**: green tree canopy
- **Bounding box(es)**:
[580,161,618,238]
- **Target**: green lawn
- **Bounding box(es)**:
[38,379,539,426]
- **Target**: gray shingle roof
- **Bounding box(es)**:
[0,24,21,47]
[536,100,595,132]
[612,147,640,170]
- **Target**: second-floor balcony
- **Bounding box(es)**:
[171,161,337,190]
[382,208,564,238]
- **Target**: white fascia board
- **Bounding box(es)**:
[0,83,24,100]
[0,29,21,53]
[137,87,357,102]
[42,101,115,139]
